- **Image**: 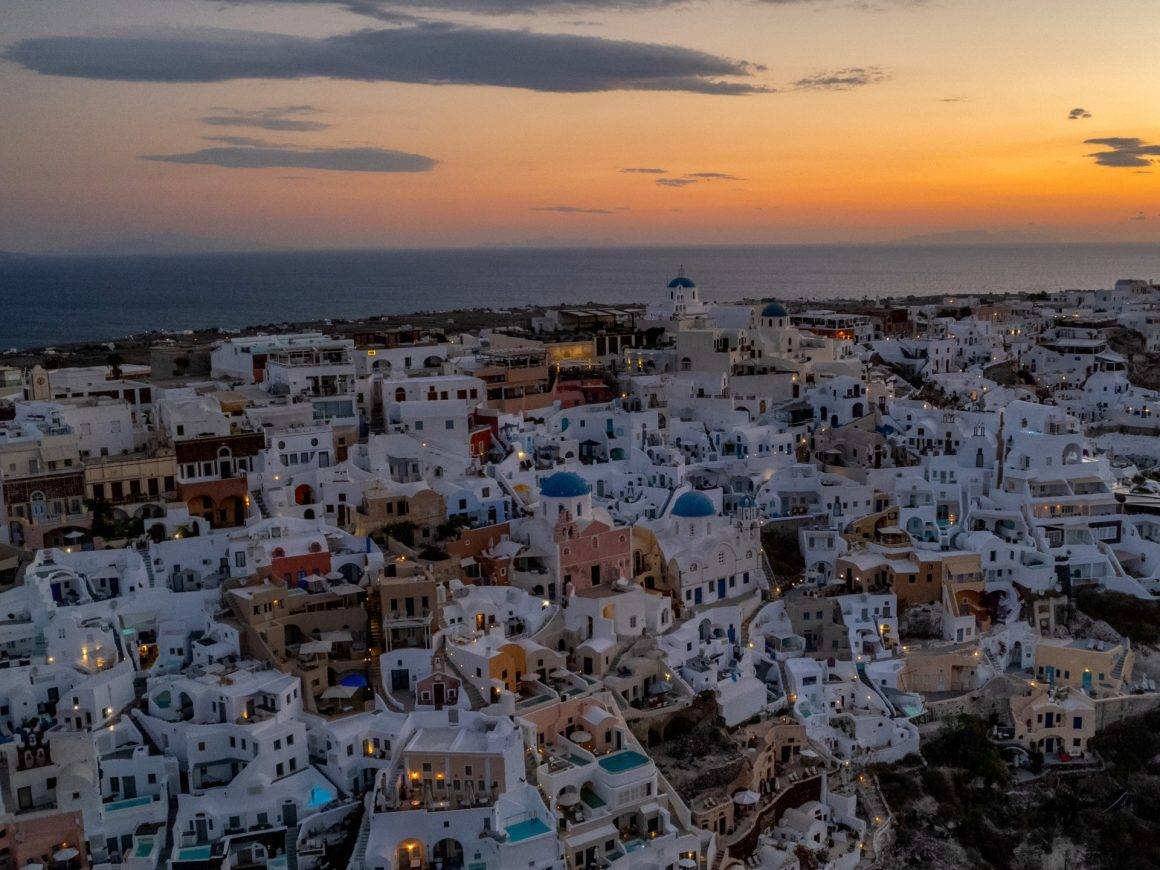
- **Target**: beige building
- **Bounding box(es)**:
[1011,685,1096,757]
[1033,637,1133,698]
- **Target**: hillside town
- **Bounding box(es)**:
[2,270,1160,870]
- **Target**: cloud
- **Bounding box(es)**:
[202,105,331,131]
[620,166,667,174]
[1068,107,1092,120]
[213,0,685,18]
[792,65,889,90]
[531,205,619,214]
[6,23,770,95]
[685,171,744,180]
[656,177,697,187]
[140,144,437,172]
[202,134,282,146]
[939,97,967,103]
[1129,212,1147,222]
[1084,137,1160,168]
[211,0,931,17]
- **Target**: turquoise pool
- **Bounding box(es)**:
[598,750,649,773]
[134,838,155,858]
[624,838,646,852]
[506,818,551,842]
[107,794,153,811]
[176,845,212,861]
[309,785,334,808]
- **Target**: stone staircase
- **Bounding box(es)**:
[251,488,270,520]
[347,805,371,870]
[1111,650,1127,680]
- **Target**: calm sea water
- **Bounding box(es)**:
[1,243,1158,351]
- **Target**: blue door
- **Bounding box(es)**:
[694,587,702,605]
[1045,665,1056,687]
[717,578,727,600]
[1082,670,1092,692]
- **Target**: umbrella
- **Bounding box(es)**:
[569,730,592,743]
[733,790,760,806]
[678,860,698,869]
[556,791,581,807]
[63,531,84,541]
[649,680,672,695]
[550,669,568,679]
[53,849,80,862]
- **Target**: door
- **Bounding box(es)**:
[694,587,703,605]
[194,817,209,843]
[1082,670,1092,692]
[122,776,137,799]
[717,578,727,600]
[433,683,446,707]
[391,669,409,692]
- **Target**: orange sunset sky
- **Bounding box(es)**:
[1,0,1158,252]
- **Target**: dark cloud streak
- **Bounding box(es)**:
[201,105,331,131]
[6,23,770,95]
[1085,137,1160,168]
[792,65,888,90]
[140,144,438,172]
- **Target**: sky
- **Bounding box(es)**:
[0,0,1158,252]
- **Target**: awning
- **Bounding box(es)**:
[321,684,358,700]
[581,707,613,728]
[733,790,760,806]
[565,823,618,848]
[298,641,332,655]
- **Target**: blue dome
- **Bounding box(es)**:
[540,471,591,498]
[668,276,696,289]
[672,491,716,518]
[761,302,788,318]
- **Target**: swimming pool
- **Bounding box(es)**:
[340,673,368,689]
[176,845,212,861]
[106,794,154,811]
[598,750,649,773]
[309,785,335,808]
[506,817,551,842]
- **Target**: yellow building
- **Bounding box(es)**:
[1011,685,1096,757]
[1033,637,1132,698]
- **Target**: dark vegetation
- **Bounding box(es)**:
[1076,588,1160,644]
[877,713,1160,869]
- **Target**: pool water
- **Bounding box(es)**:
[134,838,155,858]
[309,785,335,808]
[598,750,649,773]
[340,673,368,689]
[107,794,153,811]
[506,817,551,842]
[176,845,212,861]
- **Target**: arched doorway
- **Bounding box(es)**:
[432,838,464,870]
[396,839,425,870]
[188,495,215,524]
[218,495,245,527]
[294,484,315,506]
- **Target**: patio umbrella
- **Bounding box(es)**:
[556,791,581,807]
[733,790,760,806]
[678,859,698,869]
[569,730,592,743]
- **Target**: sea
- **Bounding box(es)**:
[1,243,1158,351]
